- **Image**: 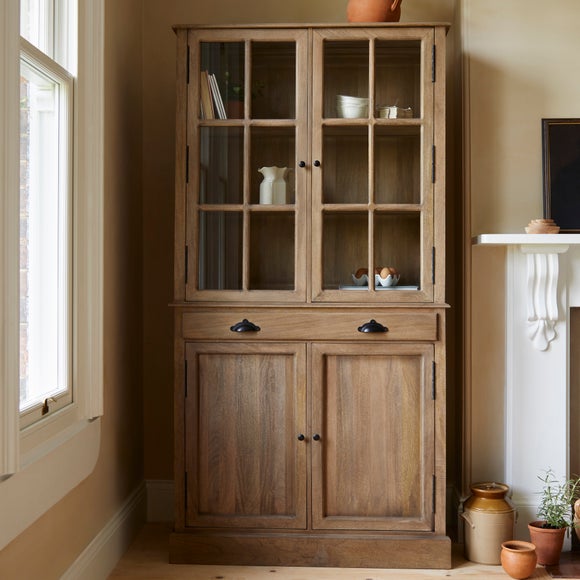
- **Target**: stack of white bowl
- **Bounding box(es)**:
[336,95,369,118]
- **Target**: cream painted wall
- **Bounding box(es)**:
[0,1,144,577]
[466,0,580,485]
[141,0,458,481]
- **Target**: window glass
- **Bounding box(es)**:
[19,57,70,413]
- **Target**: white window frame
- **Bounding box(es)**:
[0,0,103,548]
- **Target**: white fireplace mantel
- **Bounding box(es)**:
[473,233,580,542]
[474,234,580,350]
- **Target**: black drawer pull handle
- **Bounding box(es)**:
[357,319,388,333]
[312,434,321,441]
[297,434,305,441]
[230,319,261,333]
[298,160,306,168]
[313,159,321,167]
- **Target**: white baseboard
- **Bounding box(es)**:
[146,479,174,522]
[61,482,146,580]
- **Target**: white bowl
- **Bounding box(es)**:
[337,102,368,118]
[352,273,369,286]
[337,94,369,104]
[375,273,400,287]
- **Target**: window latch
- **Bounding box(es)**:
[42,397,57,416]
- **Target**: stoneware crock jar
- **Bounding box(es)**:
[461,482,516,564]
[500,541,537,580]
[346,0,402,23]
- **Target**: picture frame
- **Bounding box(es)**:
[542,118,580,232]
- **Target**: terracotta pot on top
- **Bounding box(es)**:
[346,0,402,23]
[528,521,566,566]
[500,541,537,580]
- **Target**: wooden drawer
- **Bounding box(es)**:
[179,308,439,341]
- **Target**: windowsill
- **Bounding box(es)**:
[0,417,101,550]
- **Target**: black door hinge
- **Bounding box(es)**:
[431,246,435,285]
[432,45,436,83]
[432,360,436,400]
[432,145,436,183]
[432,474,437,514]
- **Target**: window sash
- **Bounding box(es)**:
[19,41,73,427]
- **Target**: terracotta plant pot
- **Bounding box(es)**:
[346,0,402,23]
[501,541,537,579]
[528,521,566,566]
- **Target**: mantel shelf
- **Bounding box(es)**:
[473,233,580,247]
[473,233,580,351]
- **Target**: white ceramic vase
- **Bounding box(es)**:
[259,166,288,204]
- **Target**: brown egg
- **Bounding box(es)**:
[380,267,390,278]
[355,267,368,278]
[374,267,382,275]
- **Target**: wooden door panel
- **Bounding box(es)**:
[185,343,307,529]
[311,342,434,531]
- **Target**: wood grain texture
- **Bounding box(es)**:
[111,524,551,579]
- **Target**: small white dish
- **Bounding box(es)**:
[375,273,400,287]
[352,273,369,286]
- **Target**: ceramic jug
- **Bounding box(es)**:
[347,0,402,23]
[259,166,288,205]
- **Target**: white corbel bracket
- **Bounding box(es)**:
[520,244,569,351]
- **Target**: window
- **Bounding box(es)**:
[1,0,103,482]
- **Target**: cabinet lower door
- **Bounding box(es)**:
[184,342,307,529]
[311,342,434,532]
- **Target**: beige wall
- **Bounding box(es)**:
[0,1,144,577]
[6,0,580,574]
[466,0,580,484]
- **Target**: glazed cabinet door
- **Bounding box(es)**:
[311,27,440,303]
[184,342,307,529]
[310,342,435,531]
[179,29,309,302]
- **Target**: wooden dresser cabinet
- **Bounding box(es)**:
[171,23,450,569]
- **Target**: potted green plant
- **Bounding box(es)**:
[528,469,580,566]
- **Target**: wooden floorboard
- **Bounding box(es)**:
[108,523,552,579]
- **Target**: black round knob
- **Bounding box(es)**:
[312,434,321,441]
[298,161,306,168]
[297,434,305,441]
[313,160,321,167]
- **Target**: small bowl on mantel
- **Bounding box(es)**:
[525,218,560,234]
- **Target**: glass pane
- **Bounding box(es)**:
[375,126,421,205]
[200,127,244,204]
[251,42,296,119]
[375,40,421,119]
[201,42,245,119]
[323,126,368,204]
[20,0,53,57]
[249,213,295,290]
[20,58,69,410]
[323,40,369,119]
[198,211,243,290]
[374,213,420,289]
[251,127,296,205]
[323,212,368,289]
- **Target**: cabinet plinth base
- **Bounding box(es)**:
[169,531,452,569]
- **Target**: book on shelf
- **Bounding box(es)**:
[200,71,228,119]
[209,73,227,119]
[200,70,214,119]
